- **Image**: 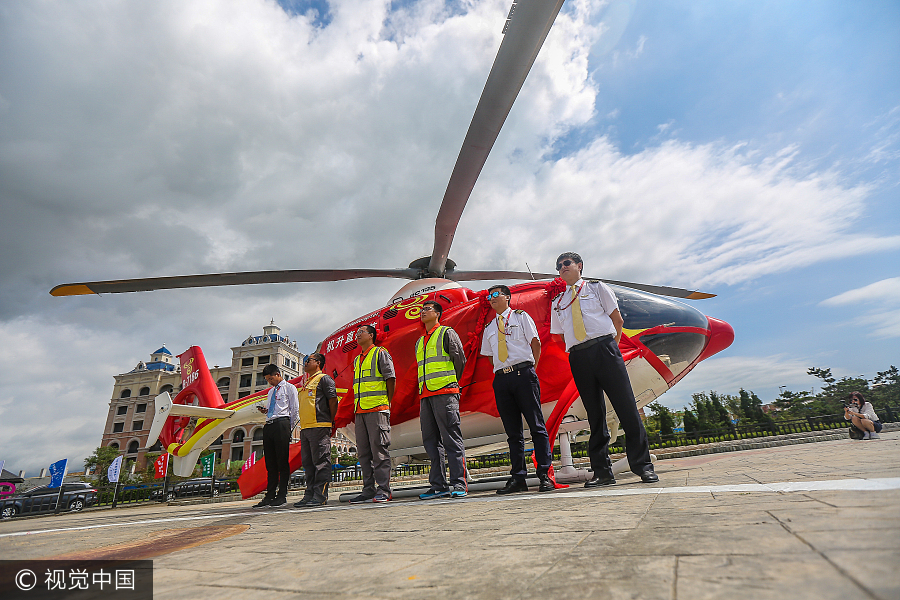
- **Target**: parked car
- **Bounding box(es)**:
[150,478,232,502]
[1,482,98,520]
[289,469,306,488]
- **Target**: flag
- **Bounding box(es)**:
[200,453,215,477]
[107,455,123,483]
[241,452,256,474]
[48,458,68,489]
[154,453,169,479]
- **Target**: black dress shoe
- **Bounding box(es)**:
[585,475,616,488]
[496,479,528,495]
[640,469,659,483]
[538,474,555,492]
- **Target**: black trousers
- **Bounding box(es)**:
[493,366,552,480]
[262,417,291,500]
[568,336,652,478]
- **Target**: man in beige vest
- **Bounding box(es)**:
[294,353,338,507]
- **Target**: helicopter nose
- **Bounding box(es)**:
[697,316,735,362]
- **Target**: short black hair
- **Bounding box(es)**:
[361,324,377,344]
[488,285,511,298]
[423,300,442,318]
[261,364,280,377]
[556,252,583,268]
[307,352,326,368]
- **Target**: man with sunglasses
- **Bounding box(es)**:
[293,352,339,507]
[481,285,554,494]
[415,300,468,499]
[549,252,657,486]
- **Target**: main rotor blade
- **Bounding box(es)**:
[50,268,419,296]
[446,270,716,299]
[429,0,566,276]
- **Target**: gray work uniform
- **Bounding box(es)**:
[299,374,337,502]
[354,347,395,498]
[418,326,467,492]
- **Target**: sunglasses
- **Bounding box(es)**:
[487,290,506,300]
[556,259,576,271]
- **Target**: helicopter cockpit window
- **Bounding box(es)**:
[613,287,708,330]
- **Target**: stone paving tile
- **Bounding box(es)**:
[595,521,815,556]
[675,554,867,600]
[821,549,900,600]
[767,502,900,532]
[798,528,900,551]
[527,555,677,600]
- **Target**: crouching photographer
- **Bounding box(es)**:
[845,391,882,440]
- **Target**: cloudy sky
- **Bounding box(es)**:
[1,0,897,475]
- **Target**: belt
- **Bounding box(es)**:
[495,361,534,375]
[568,334,614,352]
[265,416,290,424]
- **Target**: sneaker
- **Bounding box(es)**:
[252,497,273,509]
[270,497,287,508]
[293,496,312,508]
[450,489,467,499]
[863,431,871,440]
[348,494,375,504]
[303,498,326,508]
[372,493,390,503]
[418,488,451,500]
[869,432,881,439]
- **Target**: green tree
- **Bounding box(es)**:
[648,403,676,437]
[683,409,699,435]
[808,367,868,414]
[870,366,899,412]
[773,389,812,416]
[84,446,123,486]
[692,393,712,431]
[710,392,730,427]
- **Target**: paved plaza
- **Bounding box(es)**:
[1,433,898,599]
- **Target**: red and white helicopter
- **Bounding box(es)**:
[51,1,733,496]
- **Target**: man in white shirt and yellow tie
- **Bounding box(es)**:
[549,252,658,486]
[480,285,555,494]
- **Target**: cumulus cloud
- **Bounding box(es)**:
[0,0,896,472]
[821,277,900,339]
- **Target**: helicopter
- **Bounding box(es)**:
[51,1,734,495]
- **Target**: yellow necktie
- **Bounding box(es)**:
[572,285,587,341]
[498,314,509,362]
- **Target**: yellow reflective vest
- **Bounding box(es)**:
[415,325,458,394]
[353,346,390,412]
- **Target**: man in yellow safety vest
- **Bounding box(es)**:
[415,300,467,499]
[348,324,396,504]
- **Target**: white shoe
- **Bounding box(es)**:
[863,431,871,440]
[869,432,880,439]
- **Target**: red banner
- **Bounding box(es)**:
[154,453,168,479]
[241,452,257,474]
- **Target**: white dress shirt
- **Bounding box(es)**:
[480,307,540,371]
[265,379,300,428]
[549,279,619,351]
